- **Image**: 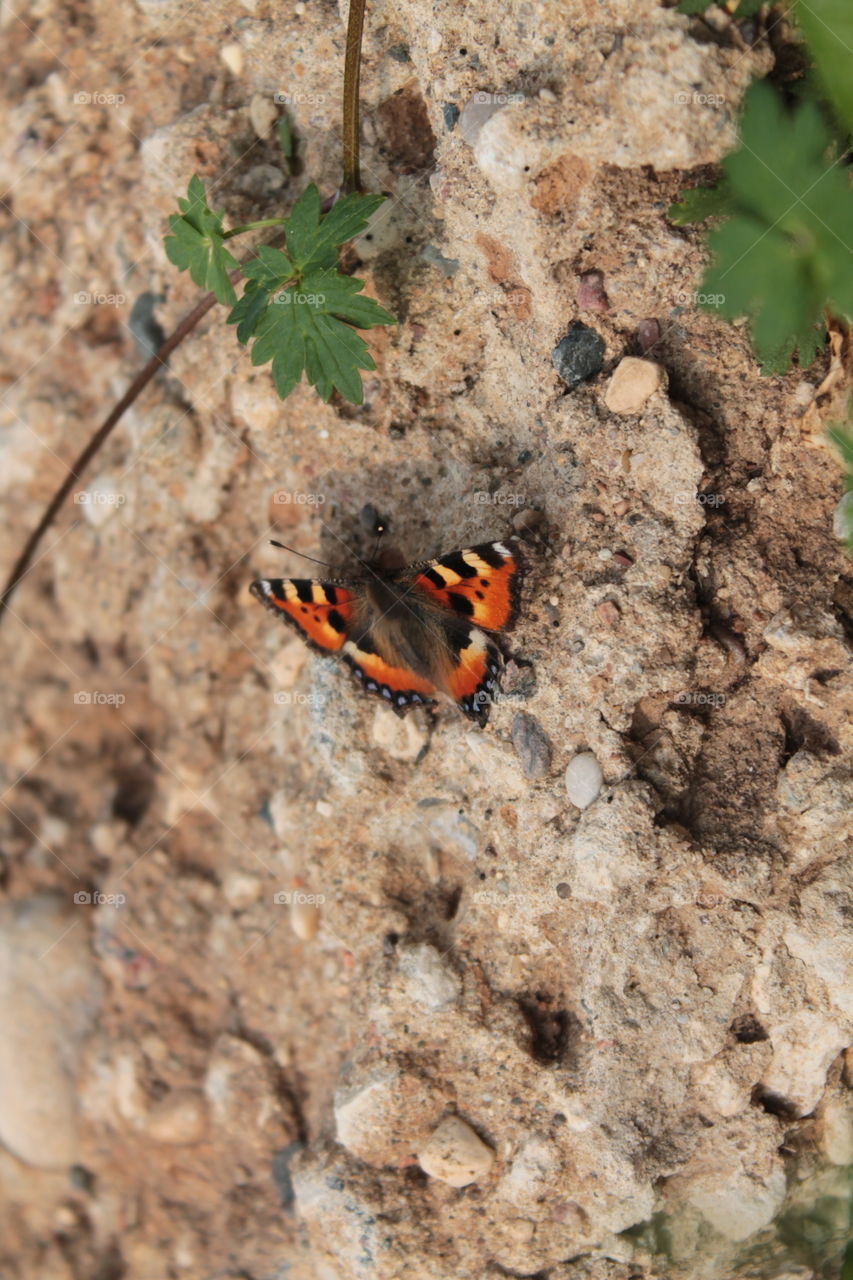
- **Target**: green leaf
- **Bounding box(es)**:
[668,181,734,225]
[225,185,395,403]
[677,0,763,11]
[163,175,239,306]
[691,81,852,370]
[244,273,394,403]
[228,281,270,346]
[793,0,853,135]
[277,113,294,160]
[828,424,853,480]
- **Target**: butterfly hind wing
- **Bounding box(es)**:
[410,539,524,633]
[341,634,439,718]
[251,578,438,716]
[443,625,503,727]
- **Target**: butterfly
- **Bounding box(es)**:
[250,538,525,726]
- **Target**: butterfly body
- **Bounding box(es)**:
[251,539,524,726]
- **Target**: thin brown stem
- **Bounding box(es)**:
[0,289,220,618]
[342,0,367,193]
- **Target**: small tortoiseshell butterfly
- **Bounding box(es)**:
[251,537,524,726]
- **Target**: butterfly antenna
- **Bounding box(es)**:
[269,539,335,570]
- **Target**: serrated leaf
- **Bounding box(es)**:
[793,0,853,135]
[163,175,239,306]
[692,82,853,370]
[668,182,734,225]
[228,281,270,346]
[244,273,393,404]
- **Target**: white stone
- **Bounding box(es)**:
[418,1115,494,1187]
[371,704,428,762]
[688,1166,786,1242]
[398,943,461,1011]
[604,358,665,414]
[820,1097,853,1166]
[761,1011,847,1115]
[145,1089,208,1145]
[249,92,278,139]
[565,752,603,809]
[220,43,244,76]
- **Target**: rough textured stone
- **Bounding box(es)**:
[417,1115,495,1187]
[604,356,666,413]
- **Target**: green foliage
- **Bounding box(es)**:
[792,0,853,134]
[164,178,394,405]
[667,180,734,226]
[671,81,853,371]
[677,0,763,13]
[164,176,240,307]
[226,185,394,403]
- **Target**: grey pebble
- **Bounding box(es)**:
[552,322,605,389]
[512,712,552,779]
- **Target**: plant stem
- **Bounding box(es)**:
[223,218,288,240]
[342,0,367,193]
[0,289,220,618]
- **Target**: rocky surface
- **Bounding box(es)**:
[0,1,851,1278]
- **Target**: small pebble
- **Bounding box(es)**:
[613,499,630,517]
[290,897,321,941]
[442,102,460,131]
[833,491,853,544]
[511,712,552,780]
[458,93,504,145]
[637,318,661,354]
[576,270,609,313]
[613,551,634,567]
[145,1089,208,1146]
[551,322,605,389]
[418,1115,495,1187]
[388,43,410,62]
[371,704,428,762]
[512,507,543,535]
[249,92,278,139]
[220,43,244,76]
[565,752,604,809]
[604,357,665,414]
[398,943,461,1011]
[238,164,286,197]
[596,600,621,626]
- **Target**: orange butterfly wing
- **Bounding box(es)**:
[410,540,523,632]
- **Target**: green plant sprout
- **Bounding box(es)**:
[669,1,853,376]
[164,176,393,403]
